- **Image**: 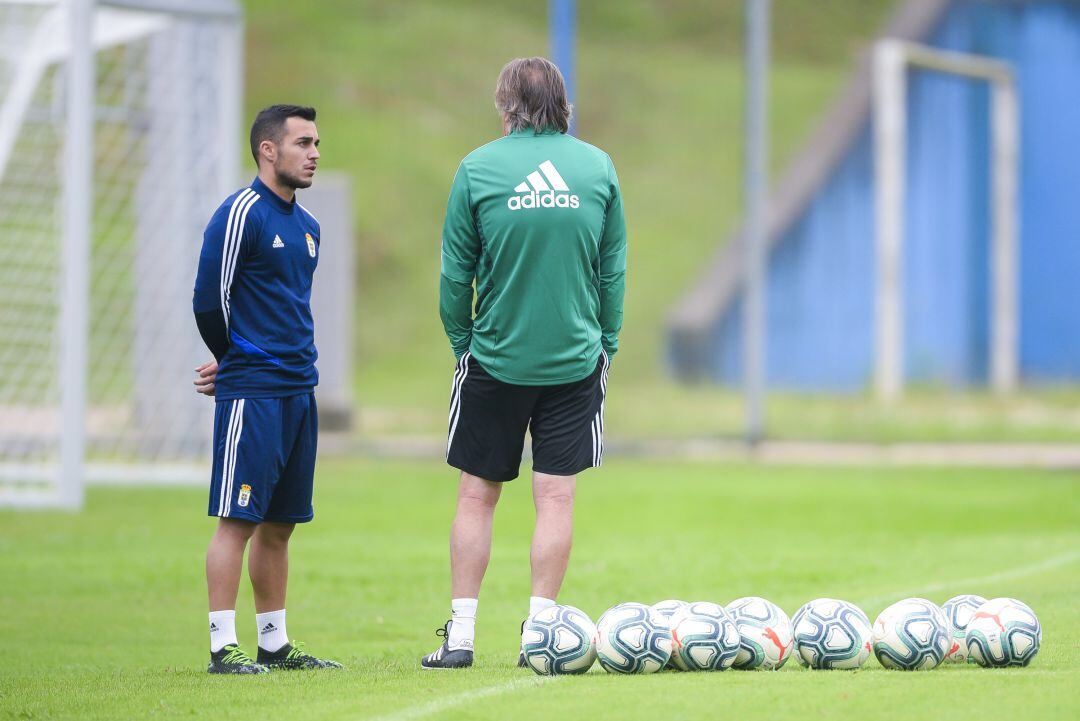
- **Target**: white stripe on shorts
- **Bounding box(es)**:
[446,352,471,459]
[592,350,610,467]
[217,400,240,515]
[591,416,599,467]
[447,352,468,427]
[223,399,245,516]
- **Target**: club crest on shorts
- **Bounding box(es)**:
[305,233,317,258]
[237,484,252,507]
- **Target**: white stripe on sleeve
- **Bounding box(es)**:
[218,189,253,324]
[220,190,259,327]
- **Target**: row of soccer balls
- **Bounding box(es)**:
[520,595,1042,675]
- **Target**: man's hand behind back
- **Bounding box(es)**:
[194,361,218,397]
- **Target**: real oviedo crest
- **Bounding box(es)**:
[305,233,317,258]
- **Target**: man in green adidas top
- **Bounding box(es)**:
[422,57,627,669]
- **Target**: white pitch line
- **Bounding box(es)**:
[369,675,557,721]
[858,548,1080,609]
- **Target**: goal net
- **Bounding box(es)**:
[0,0,243,507]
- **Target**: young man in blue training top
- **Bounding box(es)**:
[192,104,341,674]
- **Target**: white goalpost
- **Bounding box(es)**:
[0,0,243,508]
[873,39,1019,402]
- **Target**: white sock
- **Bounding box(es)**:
[447,598,477,651]
[256,609,288,652]
[209,610,237,653]
[529,596,557,618]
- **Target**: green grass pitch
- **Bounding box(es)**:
[2,458,1078,720]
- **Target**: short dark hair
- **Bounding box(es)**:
[249,104,317,164]
[495,58,572,134]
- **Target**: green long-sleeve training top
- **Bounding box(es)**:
[439,127,627,386]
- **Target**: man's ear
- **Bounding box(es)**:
[259,139,276,164]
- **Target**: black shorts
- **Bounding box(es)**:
[445,351,610,482]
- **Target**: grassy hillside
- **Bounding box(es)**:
[233,1,1080,442]
[242,2,893,368]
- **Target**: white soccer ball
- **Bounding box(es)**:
[652,599,690,621]
[594,602,673,674]
[652,600,690,670]
[872,597,951,670]
[725,596,794,670]
[520,604,597,675]
[965,597,1041,667]
[941,594,987,663]
[791,598,873,670]
[668,601,742,671]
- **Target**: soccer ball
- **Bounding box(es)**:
[652,599,689,621]
[791,598,872,669]
[594,602,673,674]
[965,597,1041,668]
[520,604,597,675]
[668,601,741,671]
[871,597,951,670]
[725,596,794,670]
[652,600,689,670]
[941,594,987,663]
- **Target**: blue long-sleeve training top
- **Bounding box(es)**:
[193,176,320,400]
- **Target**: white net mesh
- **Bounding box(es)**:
[0,1,241,504]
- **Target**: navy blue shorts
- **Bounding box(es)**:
[207,393,318,524]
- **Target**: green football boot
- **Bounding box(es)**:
[257,641,344,670]
[208,644,270,675]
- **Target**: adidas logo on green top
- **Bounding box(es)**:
[507,160,579,210]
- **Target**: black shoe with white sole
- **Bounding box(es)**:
[421,621,474,669]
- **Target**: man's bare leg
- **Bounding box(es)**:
[248,521,294,653]
[515,472,577,667]
[206,518,262,670]
[207,518,257,611]
[530,471,575,599]
[422,471,502,666]
[249,521,294,613]
[450,471,502,598]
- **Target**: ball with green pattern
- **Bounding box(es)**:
[965,598,1041,668]
[725,596,794,670]
[594,602,672,674]
[669,601,742,671]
